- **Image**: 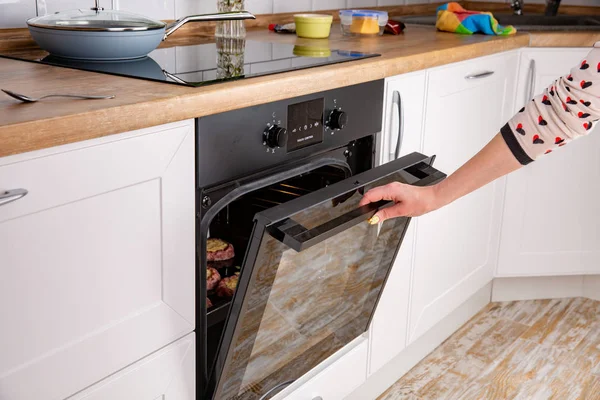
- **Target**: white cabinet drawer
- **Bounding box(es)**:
[427,51,516,98]
[282,338,368,400]
[0,121,188,223]
[0,121,195,400]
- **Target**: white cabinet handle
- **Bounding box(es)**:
[313,397,324,400]
[465,71,495,79]
[0,189,28,207]
[391,90,404,160]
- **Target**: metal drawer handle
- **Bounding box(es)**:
[465,71,495,80]
[0,189,28,207]
[313,397,324,400]
[258,379,295,400]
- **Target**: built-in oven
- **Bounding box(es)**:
[196,80,446,400]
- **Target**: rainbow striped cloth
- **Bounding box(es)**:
[436,2,516,35]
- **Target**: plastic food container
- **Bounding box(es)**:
[294,14,333,39]
[339,10,389,36]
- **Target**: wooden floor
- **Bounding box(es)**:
[379,297,600,400]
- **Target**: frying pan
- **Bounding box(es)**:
[26,0,255,61]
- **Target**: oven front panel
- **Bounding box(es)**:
[196,80,384,189]
[210,153,446,400]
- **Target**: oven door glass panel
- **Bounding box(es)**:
[211,153,446,400]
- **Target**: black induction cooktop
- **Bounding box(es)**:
[0,39,379,87]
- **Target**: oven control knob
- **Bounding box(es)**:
[263,125,288,148]
[328,109,348,130]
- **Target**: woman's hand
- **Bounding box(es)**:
[360,133,522,225]
[359,182,441,224]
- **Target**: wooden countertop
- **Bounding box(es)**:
[0,25,597,158]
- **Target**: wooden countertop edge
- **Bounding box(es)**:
[0,34,530,158]
[0,35,528,157]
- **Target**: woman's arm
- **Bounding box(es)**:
[362,43,600,224]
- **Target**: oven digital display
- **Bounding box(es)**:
[287,98,324,152]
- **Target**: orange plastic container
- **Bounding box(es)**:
[339,10,388,36]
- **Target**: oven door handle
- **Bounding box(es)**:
[268,161,445,252]
[269,199,391,253]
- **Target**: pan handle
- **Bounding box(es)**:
[91,0,104,11]
[164,11,256,39]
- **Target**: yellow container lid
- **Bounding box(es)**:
[294,13,334,23]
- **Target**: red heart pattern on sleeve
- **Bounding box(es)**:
[504,47,600,164]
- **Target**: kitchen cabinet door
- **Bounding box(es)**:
[408,51,518,344]
[71,333,195,400]
[378,71,427,166]
[498,48,600,277]
[0,120,195,400]
[370,71,425,375]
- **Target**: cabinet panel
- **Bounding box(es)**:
[370,71,426,375]
[0,121,195,400]
[498,48,600,277]
[408,52,518,343]
[72,333,195,400]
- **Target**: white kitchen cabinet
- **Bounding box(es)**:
[0,120,196,400]
[71,333,195,400]
[407,51,519,344]
[369,71,426,375]
[498,48,600,277]
[378,71,427,165]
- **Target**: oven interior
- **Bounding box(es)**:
[202,136,375,378]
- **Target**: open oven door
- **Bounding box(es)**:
[207,152,446,400]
